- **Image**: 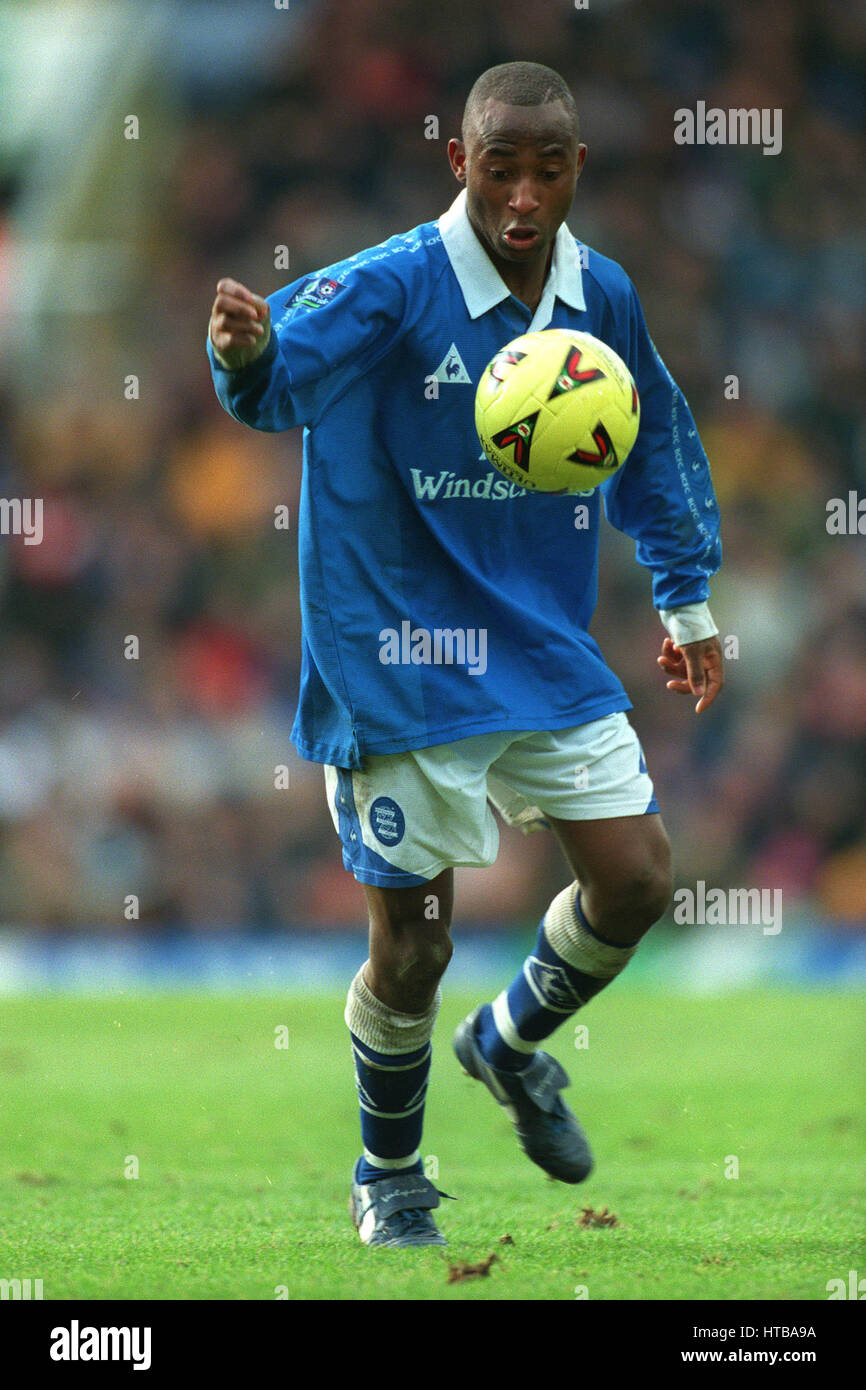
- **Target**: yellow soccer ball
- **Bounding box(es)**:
[475,328,640,493]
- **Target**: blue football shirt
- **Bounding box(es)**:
[207,189,721,768]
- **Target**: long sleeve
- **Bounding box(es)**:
[207,260,411,434]
[601,278,722,612]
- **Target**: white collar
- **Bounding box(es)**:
[438,187,586,327]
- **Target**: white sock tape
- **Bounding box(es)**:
[543,884,636,980]
[345,966,441,1054]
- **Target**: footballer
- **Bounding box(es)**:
[207,62,724,1248]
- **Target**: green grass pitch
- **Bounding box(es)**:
[0,987,863,1301]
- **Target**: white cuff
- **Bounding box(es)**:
[659,602,718,646]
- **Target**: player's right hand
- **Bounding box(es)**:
[208,278,270,371]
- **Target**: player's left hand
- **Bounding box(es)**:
[657,635,724,713]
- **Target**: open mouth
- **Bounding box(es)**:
[503,227,539,250]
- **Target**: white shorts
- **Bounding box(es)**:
[324,712,659,888]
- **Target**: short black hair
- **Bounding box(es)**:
[462,62,579,144]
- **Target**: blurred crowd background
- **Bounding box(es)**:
[0,0,863,935]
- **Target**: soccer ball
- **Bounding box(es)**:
[475,328,640,493]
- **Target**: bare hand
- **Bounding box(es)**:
[657,635,724,713]
[208,278,270,370]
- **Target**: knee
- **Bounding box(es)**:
[627,822,672,922]
[404,926,453,983]
[625,852,672,927]
[370,919,453,1013]
[587,836,672,935]
[365,876,454,1012]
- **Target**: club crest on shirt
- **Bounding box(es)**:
[525,957,585,1012]
[285,276,347,311]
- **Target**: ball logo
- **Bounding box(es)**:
[369,797,405,846]
[548,346,605,399]
[488,348,527,385]
[490,411,539,471]
[568,421,619,471]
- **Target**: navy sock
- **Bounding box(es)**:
[475,888,635,1071]
[351,1034,431,1183]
